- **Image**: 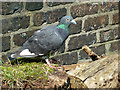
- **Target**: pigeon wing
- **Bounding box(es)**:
[22,25,65,55]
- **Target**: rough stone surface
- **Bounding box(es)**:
[79,50,90,60]
[68,33,97,51]
[84,15,109,32]
[2,2,23,15]
[100,29,114,43]
[2,36,10,52]
[33,8,67,26]
[100,2,119,12]
[100,27,120,43]
[91,44,106,56]
[71,3,98,18]
[112,13,119,25]
[114,27,120,39]
[25,2,43,11]
[52,52,78,65]
[33,12,46,26]
[2,16,30,34]
[46,2,73,7]
[44,8,67,24]
[67,54,119,88]
[13,30,35,46]
[109,40,120,52]
[69,20,82,34]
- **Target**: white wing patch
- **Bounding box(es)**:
[39,54,44,56]
[11,54,15,58]
[20,49,35,56]
[19,49,44,57]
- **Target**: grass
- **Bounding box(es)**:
[1,59,54,88]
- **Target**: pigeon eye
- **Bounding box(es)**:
[66,18,70,21]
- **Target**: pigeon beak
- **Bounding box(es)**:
[71,20,77,24]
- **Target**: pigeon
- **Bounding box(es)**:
[8,16,77,68]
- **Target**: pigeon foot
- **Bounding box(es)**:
[45,59,58,69]
[47,64,58,69]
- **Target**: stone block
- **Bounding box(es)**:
[112,13,119,25]
[46,2,73,7]
[68,33,97,51]
[33,8,67,26]
[53,52,78,65]
[13,30,35,46]
[84,15,108,32]
[2,36,11,52]
[70,3,98,18]
[100,2,118,12]
[69,20,82,34]
[109,40,120,52]
[2,2,23,15]
[2,16,30,34]
[25,2,43,11]
[100,27,120,43]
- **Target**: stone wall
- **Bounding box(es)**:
[0,1,120,64]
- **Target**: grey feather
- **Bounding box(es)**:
[8,16,77,61]
[23,25,68,55]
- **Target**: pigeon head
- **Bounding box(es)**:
[59,16,77,26]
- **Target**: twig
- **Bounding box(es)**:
[82,45,100,61]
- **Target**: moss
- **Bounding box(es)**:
[1,62,54,88]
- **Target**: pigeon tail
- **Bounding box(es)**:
[8,53,19,61]
[8,48,38,61]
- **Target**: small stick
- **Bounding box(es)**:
[82,45,100,61]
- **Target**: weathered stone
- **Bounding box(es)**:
[13,30,35,46]
[71,3,98,18]
[46,2,73,7]
[91,44,106,56]
[109,40,120,52]
[100,28,120,43]
[2,36,10,52]
[2,2,23,15]
[112,13,119,25]
[114,27,120,39]
[79,50,90,60]
[52,52,78,65]
[67,54,119,88]
[100,2,119,12]
[2,16,30,34]
[100,29,114,42]
[68,33,96,51]
[46,2,61,7]
[69,20,82,34]
[25,2,43,11]
[33,12,46,26]
[45,8,67,24]
[84,15,108,32]
[33,8,67,26]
